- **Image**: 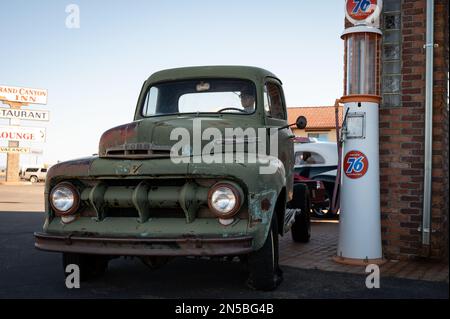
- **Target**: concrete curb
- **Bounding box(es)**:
[0,181,33,186]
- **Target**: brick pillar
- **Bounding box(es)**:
[6,141,20,182]
[430,0,449,259]
[379,0,449,260]
[378,0,426,260]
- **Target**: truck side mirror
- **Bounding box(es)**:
[296,116,307,129]
[278,115,308,131]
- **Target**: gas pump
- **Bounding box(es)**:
[334,0,385,265]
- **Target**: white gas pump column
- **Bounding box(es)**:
[334,1,386,265]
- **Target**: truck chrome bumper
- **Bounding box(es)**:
[34,232,253,256]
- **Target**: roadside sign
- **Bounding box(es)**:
[30,148,43,155]
[0,126,46,143]
[0,85,48,105]
[0,146,31,154]
[0,107,50,122]
[344,150,369,179]
[345,0,382,25]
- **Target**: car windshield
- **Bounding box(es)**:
[142,79,256,116]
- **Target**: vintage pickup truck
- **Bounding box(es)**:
[34,66,310,290]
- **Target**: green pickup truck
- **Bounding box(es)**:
[35,66,310,290]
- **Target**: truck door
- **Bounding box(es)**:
[263,80,294,202]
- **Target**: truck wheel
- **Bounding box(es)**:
[30,176,38,183]
[289,184,311,243]
[246,213,283,291]
[62,253,109,282]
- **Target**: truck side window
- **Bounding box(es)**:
[263,87,271,114]
[264,83,285,120]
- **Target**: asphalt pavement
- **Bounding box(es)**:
[0,211,448,299]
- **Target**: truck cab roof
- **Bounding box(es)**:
[145,65,281,84]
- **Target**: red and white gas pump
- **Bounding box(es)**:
[334,0,385,265]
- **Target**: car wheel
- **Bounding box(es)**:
[246,212,283,291]
[312,191,330,218]
[62,253,109,282]
[30,176,38,183]
[289,183,311,243]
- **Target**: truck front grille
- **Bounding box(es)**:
[78,179,210,223]
[103,144,172,159]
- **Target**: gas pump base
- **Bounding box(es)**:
[332,256,387,266]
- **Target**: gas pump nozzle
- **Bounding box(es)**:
[339,108,350,143]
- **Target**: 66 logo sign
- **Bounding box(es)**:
[344,150,369,179]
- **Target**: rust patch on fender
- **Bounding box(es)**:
[46,157,95,182]
[99,121,139,156]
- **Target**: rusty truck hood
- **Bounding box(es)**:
[98,115,260,158]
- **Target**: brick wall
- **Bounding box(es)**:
[379,0,449,260]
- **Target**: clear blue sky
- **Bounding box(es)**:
[0,0,344,167]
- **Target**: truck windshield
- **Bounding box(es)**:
[142,79,256,116]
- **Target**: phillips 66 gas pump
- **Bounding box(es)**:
[334,0,385,265]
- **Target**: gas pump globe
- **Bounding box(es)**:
[334,1,385,265]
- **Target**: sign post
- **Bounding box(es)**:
[0,84,48,183]
[3,103,23,183]
[333,0,386,265]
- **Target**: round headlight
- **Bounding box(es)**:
[208,183,242,218]
[50,182,80,215]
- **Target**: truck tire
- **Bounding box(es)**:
[246,213,283,291]
[62,253,109,282]
[30,176,38,183]
[289,183,311,243]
